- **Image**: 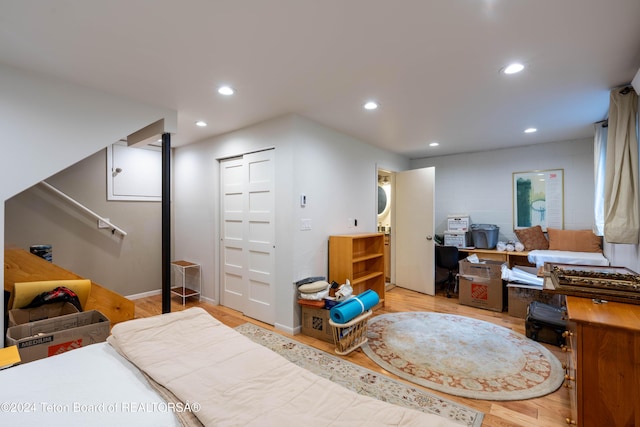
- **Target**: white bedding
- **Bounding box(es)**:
[0,342,180,427]
[527,249,609,268]
[108,307,461,427]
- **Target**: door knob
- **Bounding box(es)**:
[426,235,433,240]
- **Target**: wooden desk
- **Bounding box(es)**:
[4,248,135,326]
[564,296,640,426]
[457,248,533,267]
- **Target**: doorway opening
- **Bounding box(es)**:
[377,169,394,290]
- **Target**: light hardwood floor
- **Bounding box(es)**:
[134,287,570,427]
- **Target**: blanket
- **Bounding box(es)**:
[527,250,609,268]
[108,308,460,427]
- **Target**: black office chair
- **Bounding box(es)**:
[435,245,459,298]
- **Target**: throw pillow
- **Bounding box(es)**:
[514,225,549,250]
[547,228,602,252]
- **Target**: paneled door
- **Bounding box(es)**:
[220,149,275,324]
[395,167,435,295]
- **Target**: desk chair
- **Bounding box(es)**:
[435,245,459,298]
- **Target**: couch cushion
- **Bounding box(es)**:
[547,228,602,252]
[515,225,549,250]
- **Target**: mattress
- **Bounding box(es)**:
[527,250,609,268]
[1,308,462,427]
[108,307,460,427]
[0,342,180,427]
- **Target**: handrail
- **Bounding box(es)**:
[39,181,127,237]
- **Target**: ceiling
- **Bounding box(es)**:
[1,1,639,159]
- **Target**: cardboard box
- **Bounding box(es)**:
[8,302,80,327]
[447,215,471,232]
[6,310,110,363]
[505,265,562,318]
[458,259,506,312]
[507,284,562,318]
[301,306,333,343]
[444,231,471,248]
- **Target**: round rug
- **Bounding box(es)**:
[362,312,564,401]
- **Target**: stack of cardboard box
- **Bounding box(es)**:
[443,215,471,248]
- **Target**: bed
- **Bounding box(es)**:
[527,249,609,268]
[515,226,609,268]
[0,307,460,426]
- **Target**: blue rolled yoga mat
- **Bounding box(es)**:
[330,289,379,324]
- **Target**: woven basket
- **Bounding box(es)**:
[329,310,372,355]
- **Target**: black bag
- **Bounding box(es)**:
[22,286,82,311]
[525,301,567,346]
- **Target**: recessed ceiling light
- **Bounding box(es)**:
[218,85,235,96]
[429,142,439,147]
[364,101,378,110]
[503,63,525,75]
[195,121,207,127]
[524,127,537,133]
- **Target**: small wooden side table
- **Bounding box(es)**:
[170,260,201,305]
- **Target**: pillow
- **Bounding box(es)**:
[298,281,330,294]
[547,228,602,253]
[514,226,549,250]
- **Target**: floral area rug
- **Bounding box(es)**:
[362,312,564,401]
[235,323,483,427]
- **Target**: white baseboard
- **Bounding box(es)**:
[126,289,162,300]
[126,290,217,306]
[200,295,216,305]
[275,322,298,336]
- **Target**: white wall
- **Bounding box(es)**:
[173,114,409,333]
[0,63,177,202]
[411,138,594,243]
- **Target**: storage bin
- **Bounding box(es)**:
[471,224,499,249]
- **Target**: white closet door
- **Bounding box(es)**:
[221,156,246,314]
[220,149,275,324]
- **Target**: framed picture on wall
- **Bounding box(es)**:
[513,169,564,230]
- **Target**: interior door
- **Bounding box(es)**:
[220,149,275,324]
[395,167,435,295]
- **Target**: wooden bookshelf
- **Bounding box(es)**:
[329,233,385,307]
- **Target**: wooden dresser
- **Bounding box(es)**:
[564,296,640,426]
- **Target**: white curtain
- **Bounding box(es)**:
[593,122,607,236]
[604,88,639,244]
